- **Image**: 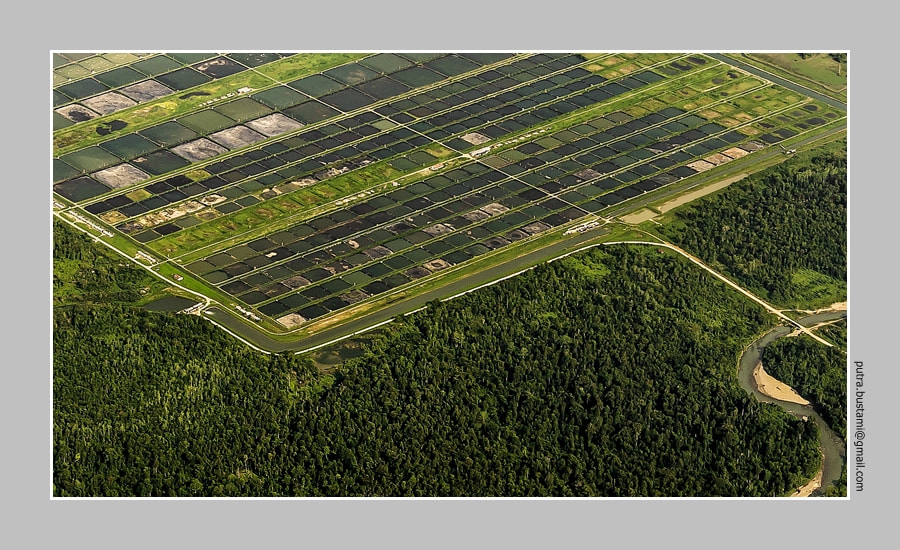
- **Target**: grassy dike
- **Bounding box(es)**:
[53,53,369,155]
[141,58,763,261]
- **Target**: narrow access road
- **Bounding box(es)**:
[605,240,834,348]
[706,53,847,112]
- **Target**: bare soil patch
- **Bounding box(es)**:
[462,210,490,222]
[363,246,392,260]
[575,168,602,181]
[424,259,450,271]
[423,223,454,236]
[100,211,127,224]
[120,80,174,103]
[340,289,370,303]
[196,208,220,221]
[790,465,823,497]
[461,132,490,145]
[405,266,431,279]
[91,163,150,188]
[687,160,717,173]
[56,104,99,122]
[172,138,229,162]
[721,147,749,160]
[481,202,509,216]
[276,313,307,328]
[282,275,311,289]
[716,117,741,128]
[621,208,659,224]
[245,113,304,137]
[704,152,732,166]
[522,221,551,234]
[200,194,227,206]
[208,125,267,150]
[656,174,748,213]
[81,92,137,115]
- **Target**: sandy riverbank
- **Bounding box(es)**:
[752,361,811,405]
[752,362,821,497]
[791,457,824,497]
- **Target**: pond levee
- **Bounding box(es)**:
[737,310,847,495]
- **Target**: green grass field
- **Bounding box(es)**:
[741,53,847,101]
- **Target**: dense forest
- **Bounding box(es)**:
[53,219,163,306]
[763,321,848,440]
[657,142,847,309]
[54,220,821,496]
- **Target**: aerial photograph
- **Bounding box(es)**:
[52,51,848,498]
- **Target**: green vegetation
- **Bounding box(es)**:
[149,146,460,262]
[143,56,791,268]
[254,53,371,82]
[54,237,820,496]
[53,53,368,155]
[763,321,847,440]
[53,219,165,306]
[655,141,847,309]
[823,465,848,497]
[52,54,847,497]
[739,53,847,102]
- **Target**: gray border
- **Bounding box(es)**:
[24,1,891,547]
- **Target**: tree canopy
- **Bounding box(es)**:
[54,228,820,496]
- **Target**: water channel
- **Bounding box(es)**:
[737,310,847,495]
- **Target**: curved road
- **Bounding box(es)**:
[737,310,848,495]
[171,52,850,354]
[201,227,613,353]
[603,241,834,347]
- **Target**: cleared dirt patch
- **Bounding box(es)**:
[276,313,307,328]
[461,132,490,145]
[81,92,137,115]
[423,259,450,271]
[620,208,658,224]
[91,163,150,188]
[462,209,490,222]
[172,138,228,162]
[282,275,312,289]
[656,173,748,213]
[245,113,304,137]
[575,168,602,181]
[340,289,370,303]
[200,194,227,206]
[687,159,717,173]
[56,104,99,122]
[208,125,267,150]
[740,140,765,152]
[120,80,174,103]
[423,223,454,236]
[100,211,127,224]
[721,147,749,160]
[195,208,221,221]
[480,202,509,216]
[363,246,392,260]
[405,266,431,279]
[522,221,551,234]
[703,152,732,166]
[142,200,207,226]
